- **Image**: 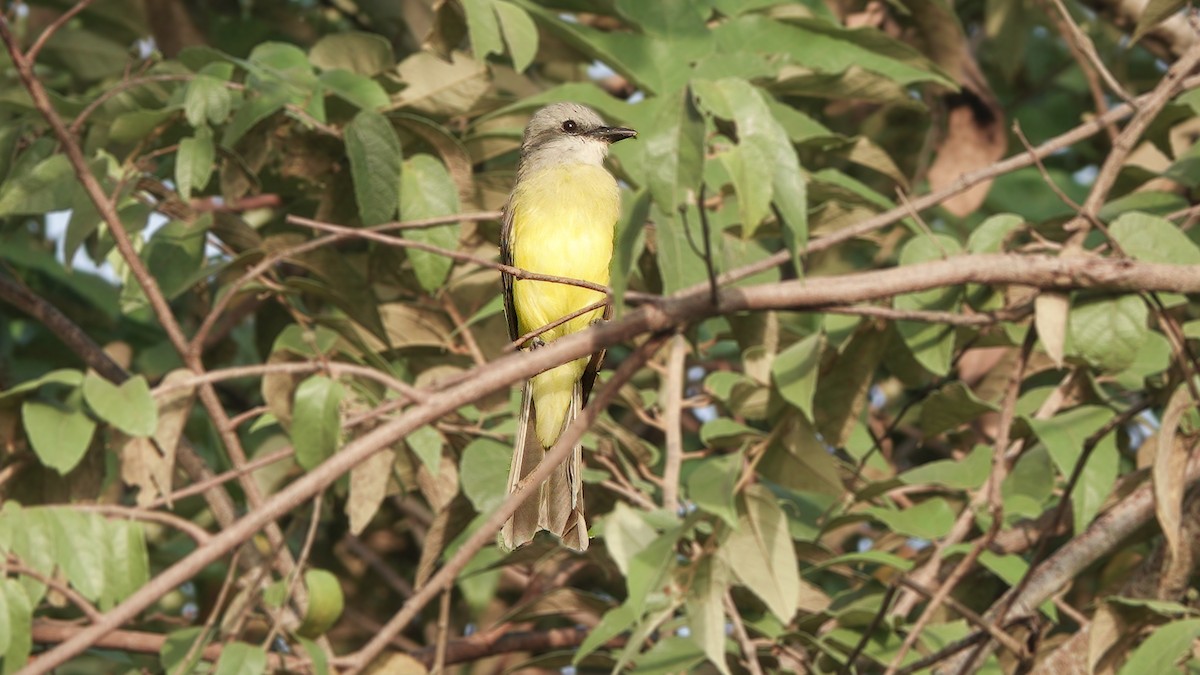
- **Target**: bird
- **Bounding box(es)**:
[498,102,637,551]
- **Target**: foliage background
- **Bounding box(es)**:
[0,0,1199,672]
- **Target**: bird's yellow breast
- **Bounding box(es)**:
[509,163,618,341]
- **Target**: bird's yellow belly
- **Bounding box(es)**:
[509,164,618,341]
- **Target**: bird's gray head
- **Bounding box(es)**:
[519,102,636,174]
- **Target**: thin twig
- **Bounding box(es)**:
[661,333,687,512]
[724,590,764,675]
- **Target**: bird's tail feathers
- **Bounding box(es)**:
[500,380,587,552]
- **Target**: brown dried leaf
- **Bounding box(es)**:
[347,448,396,535]
[1035,291,1070,368]
[118,435,171,507]
[927,99,1006,216]
[1153,386,1193,583]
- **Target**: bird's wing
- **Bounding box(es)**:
[499,199,519,343]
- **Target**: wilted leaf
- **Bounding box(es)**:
[394,51,490,116]
[347,448,395,535]
[1035,291,1069,368]
[1153,386,1193,581]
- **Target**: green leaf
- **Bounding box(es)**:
[643,86,705,213]
[82,373,158,437]
[297,569,345,638]
[575,602,638,664]
[319,70,389,111]
[0,582,10,657]
[309,32,394,76]
[724,485,800,623]
[345,110,402,226]
[1118,618,1200,675]
[700,76,811,248]
[517,0,708,94]
[22,395,96,474]
[399,154,461,292]
[1028,406,1111,475]
[627,526,682,611]
[655,207,711,295]
[1109,211,1200,266]
[160,627,207,675]
[1002,446,1055,521]
[104,520,149,608]
[1067,295,1148,372]
[406,424,444,476]
[462,0,504,60]
[143,215,210,300]
[919,382,998,437]
[213,641,268,675]
[183,74,232,127]
[894,234,963,375]
[967,213,1023,253]
[699,418,764,449]
[494,1,539,72]
[0,369,83,404]
[291,376,343,471]
[685,555,731,675]
[298,637,331,675]
[0,154,75,217]
[771,331,823,421]
[899,445,992,490]
[222,87,289,147]
[759,413,843,495]
[611,188,651,313]
[686,451,742,526]
[2,580,30,675]
[460,437,510,513]
[866,498,955,539]
[51,509,106,602]
[711,15,954,89]
[813,324,888,447]
[175,126,214,202]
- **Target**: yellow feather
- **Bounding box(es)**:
[509,163,618,447]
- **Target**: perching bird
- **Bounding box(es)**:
[499,103,637,551]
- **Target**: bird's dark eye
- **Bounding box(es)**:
[561,119,578,133]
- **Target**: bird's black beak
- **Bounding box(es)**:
[591,126,638,144]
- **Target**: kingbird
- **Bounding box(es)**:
[499,103,637,551]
